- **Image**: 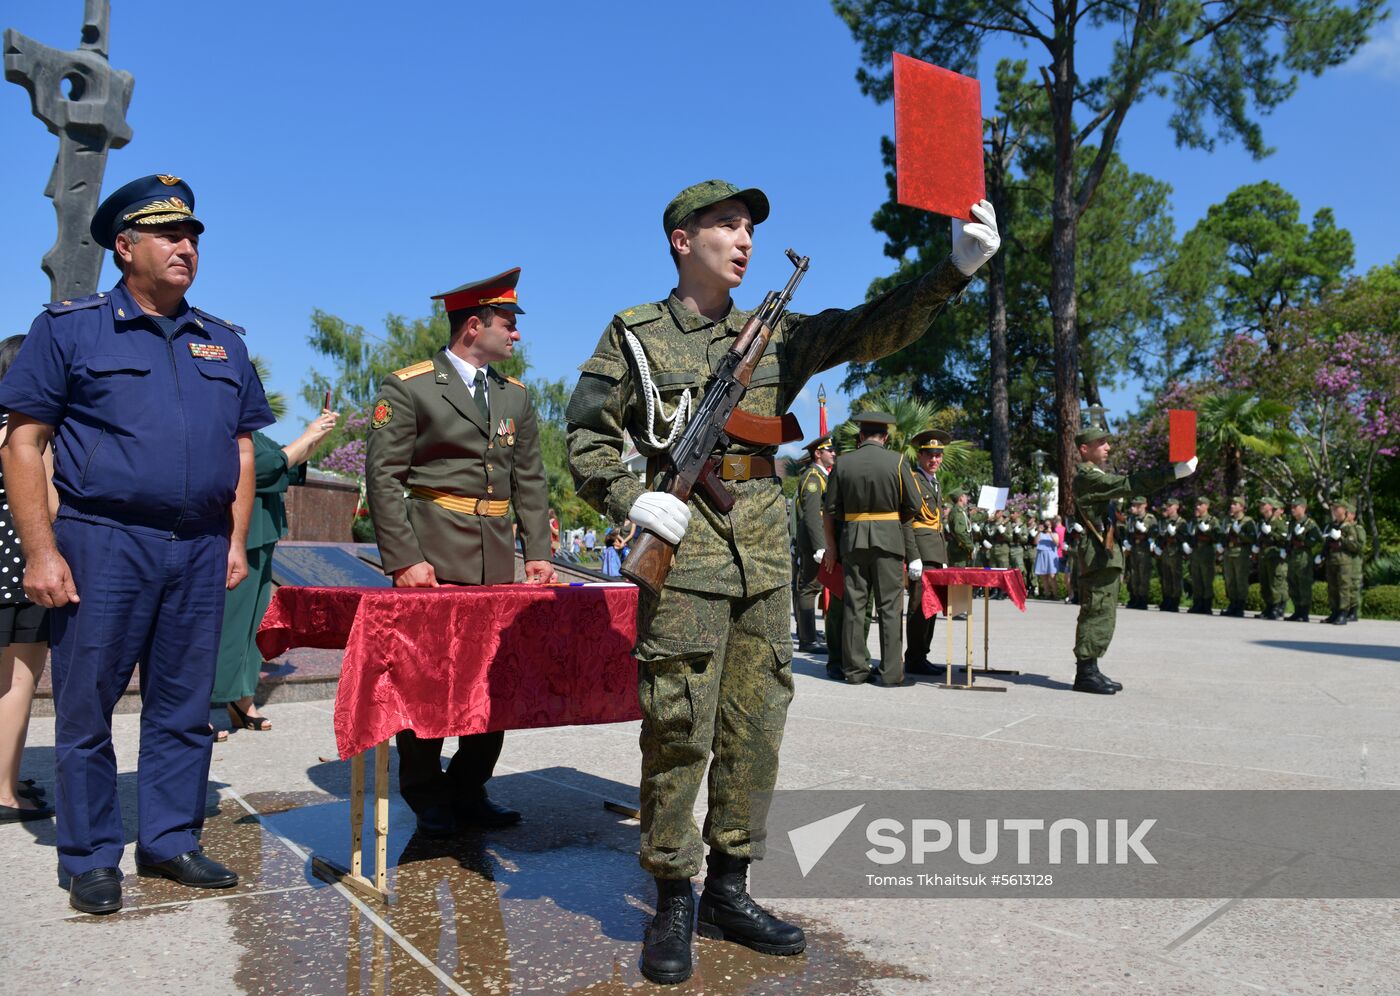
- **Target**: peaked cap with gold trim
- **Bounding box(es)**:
[91,174,204,250]
[432,267,525,314]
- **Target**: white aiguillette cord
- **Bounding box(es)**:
[622,326,691,450]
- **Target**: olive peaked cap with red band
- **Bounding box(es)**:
[432,268,525,314]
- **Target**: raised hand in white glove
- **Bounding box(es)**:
[997,525,1006,534]
[907,559,924,581]
[1174,456,1198,479]
[1182,542,1193,556]
[814,548,825,564]
[951,199,1001,277]
[1261,523,1271,535]
[1073,522,1085,534]
[982,539,993,550]
[1199,521,1212,534]
[629,492,691,545]
[1294,523,1305,536]
[1329,528,1342,540]
[1167,523,1177,536]
[1135,521,1147,533]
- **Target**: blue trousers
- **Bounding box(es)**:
[50,516,228,876]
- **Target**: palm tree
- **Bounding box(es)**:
[1197,390,1295,498]
[832,392,985,483]
[251,355,288,421]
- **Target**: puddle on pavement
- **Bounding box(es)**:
[104,787,923,992]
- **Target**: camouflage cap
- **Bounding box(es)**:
[1289,496,1308,508]
[1195,495,1212,507]
[1075,425,1110,446]
[950,487,968,499]
[1131,496,1147,505]
[1230,495,1247,507]
[1162,496,1181,507]
[1331,498,1354,512]
[1259,496,1282,508]
[663,179,770,236]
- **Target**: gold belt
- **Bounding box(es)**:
[844,512,900,522]
[409,485,510,517]
[913,521,942,530]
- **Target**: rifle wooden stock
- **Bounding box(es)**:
[620,528,673,597]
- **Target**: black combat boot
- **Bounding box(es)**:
[1347,607,1358,622]
[697,851,806,955]
[1334,612,1348,626]
[641,877,695,985]
[1072,659,1116,695]
[1275,601,1288,620]
[1091,660,1123,692]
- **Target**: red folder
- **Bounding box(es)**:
[1169,410,1197,462]
[818,558,845,601]
[893,53,985,222]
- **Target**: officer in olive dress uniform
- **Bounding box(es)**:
[946,489,974,567]
[1069,426,1196,694]
[1254,497,1289,619]
[821,412,921,685]
[793,434,834,654]
[902,430,949,675]
[1123,497,1156,609]
[1285,499,1323,621]
[1152,497,1187,612]
[1320,500,1362,625]
[366,268,556,838]
[565,180,1000,985]
[1220,497,1257,617]
[1186,497,1220,615]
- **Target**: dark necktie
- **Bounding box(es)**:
[472,370,490,424]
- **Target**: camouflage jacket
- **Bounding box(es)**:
[1322,519,1363,564]
[1071,462,1176,574]
[565,261,970,597]
[1286,516,1323,558]
[1256,512,1289,561]
[1152,514,1189,557]
[1222,515,1258,554]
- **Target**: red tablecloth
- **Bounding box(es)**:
[922,568,1028,617]
[256,584,641,760]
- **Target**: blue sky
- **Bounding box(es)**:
[2,2,1395,451]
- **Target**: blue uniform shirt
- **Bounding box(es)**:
[0,281,276,533]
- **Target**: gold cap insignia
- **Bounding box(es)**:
[156,175,182,186]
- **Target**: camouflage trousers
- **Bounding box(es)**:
[635,583,794,879]
[1157,553,1183,600]
[1258,551,1288,610]
[1130,551,1155,603]
[1223,552,1250,605]
[1287,555,1314,615]
[1074,568,1122,660]
[989,546,1011,569]
[1190,555,1216,609]
[1326,559,1354,615]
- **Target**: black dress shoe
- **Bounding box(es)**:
[136,849,238,888]
[0,802,53,823]
[70,867,122,915]
[825,664,846,681]
[414,803,459,838]
[456,795,521,828]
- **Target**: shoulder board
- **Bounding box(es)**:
[393,359,436,381]
[190,306,247,336]
[614,302,664,328]
[506,375,524,388]
[44,293,106,315]
[485,369,526,389]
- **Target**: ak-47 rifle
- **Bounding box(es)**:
[622,248,811,596]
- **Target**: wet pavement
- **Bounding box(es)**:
[7,602,1400,993]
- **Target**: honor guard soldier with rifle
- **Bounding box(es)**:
[1320,499,1362,625]
[1254,497,1289,619]
[1221,497,1257,617]
[1123,497,1156,609]
[1285,498,1323,621]
[903,430,949,676]
[1186,497,1220,614]
[565,178,1000,984]
[793,434,834,654]
[946,488,974,567]
[1008,510,1029,589]
[1069,425,1197,694]
[1152,497,1187,613]
[365,267,557,839]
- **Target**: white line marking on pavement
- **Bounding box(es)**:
[980,714,1037,739]
[65,883,315,918]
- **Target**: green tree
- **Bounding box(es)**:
[1196,390,1295,499]
[250,355,288,421]
[832,0,1383,513]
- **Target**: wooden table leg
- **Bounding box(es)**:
[350,751,364,880]
[311,742,392,902]
[374,741,389,895]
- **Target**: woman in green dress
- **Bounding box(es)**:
[215,411,338,731]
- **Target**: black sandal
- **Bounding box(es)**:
[226,701,271,731]
[17,779,45,802]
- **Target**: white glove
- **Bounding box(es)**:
[1150,542,1160,556]
[1215,543,1224,554]
[1199,522,1211,534]
[1073,522,1085,534]
[1167,524,1177,536]
[814,548,825,563]
[1123,539,1132,550]
[1182,542,1193,556]
[1174,456,1198,479]
[1294,523,1304,536]
[982,539,992,550]
[1278,548,1287,560]
[1230,520,1240,533]
[629,492,692,545]
[1260,523,1271,535]
[1314,555,1323,566]
[997,525,1006,534]
[950,199,1000,276]
[1251,545,1260,555]
[1329,528,1342,540]
[907,559,923,580]
[1135,521,1147,533]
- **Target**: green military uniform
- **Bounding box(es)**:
[945,497,974,567]
[1070,430,1177,693]
[565,231,971,879]
[971,509,989,567]
[1347,512,1364,621]
[1152,501,1187,612]
[1321,504,1363,624]
[1123,499,1157,609]
[1186,501,1221,615]
[987,513,1012,569]
[793,438,832,652]
[212,430,306,703]
[902,436,948,674]
[1008,515,1028,587]
[1284,505,1322,621]
[1221,499,1258,617]
[824,418,921,684]
[1254,500,1289,619]
[366,270,550,825]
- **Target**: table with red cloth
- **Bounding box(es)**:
[919,568,1027,689]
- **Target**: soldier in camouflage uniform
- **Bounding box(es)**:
[1069,426,1195,694]
[1320,500,1363,625]
[1008,511,1029,588]
[1123,496,1156,609]
[986,509,1011,598]
[1221,496,1257,617]
[1254,497,1289,619]
[1186,497,1220,615]
[793,435,834,654]
[1284,498,1322,622]
[945,489,974,567]
[564,179,1000,984]
[1152,497,1187,612]
[902,430,949,675]
[972,507,991,568]
[1346,506,1364,621]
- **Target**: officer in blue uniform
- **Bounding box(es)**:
[0,174,274,915]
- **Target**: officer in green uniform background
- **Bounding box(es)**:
[1221,496,1257,617]
[793,434,834,653]
[1346,506,1364,621]
[902,430,949,676]
[1186,496,1220,615]
[1152,497,1186,612]
[565,179,1000,984]
[1285,498,1323,621]
[822,412,921,684]
[1070,426,1195,693]
[1123,496,1156,609]
[1254,497,1289,619]
[1008,511,1029,588]
[946,489,974,567]
[1320,500,1362,625]
[366,267,556,838]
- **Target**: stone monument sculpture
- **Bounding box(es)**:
[5,0,133,301]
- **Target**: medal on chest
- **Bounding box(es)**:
[496,417,516,447]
